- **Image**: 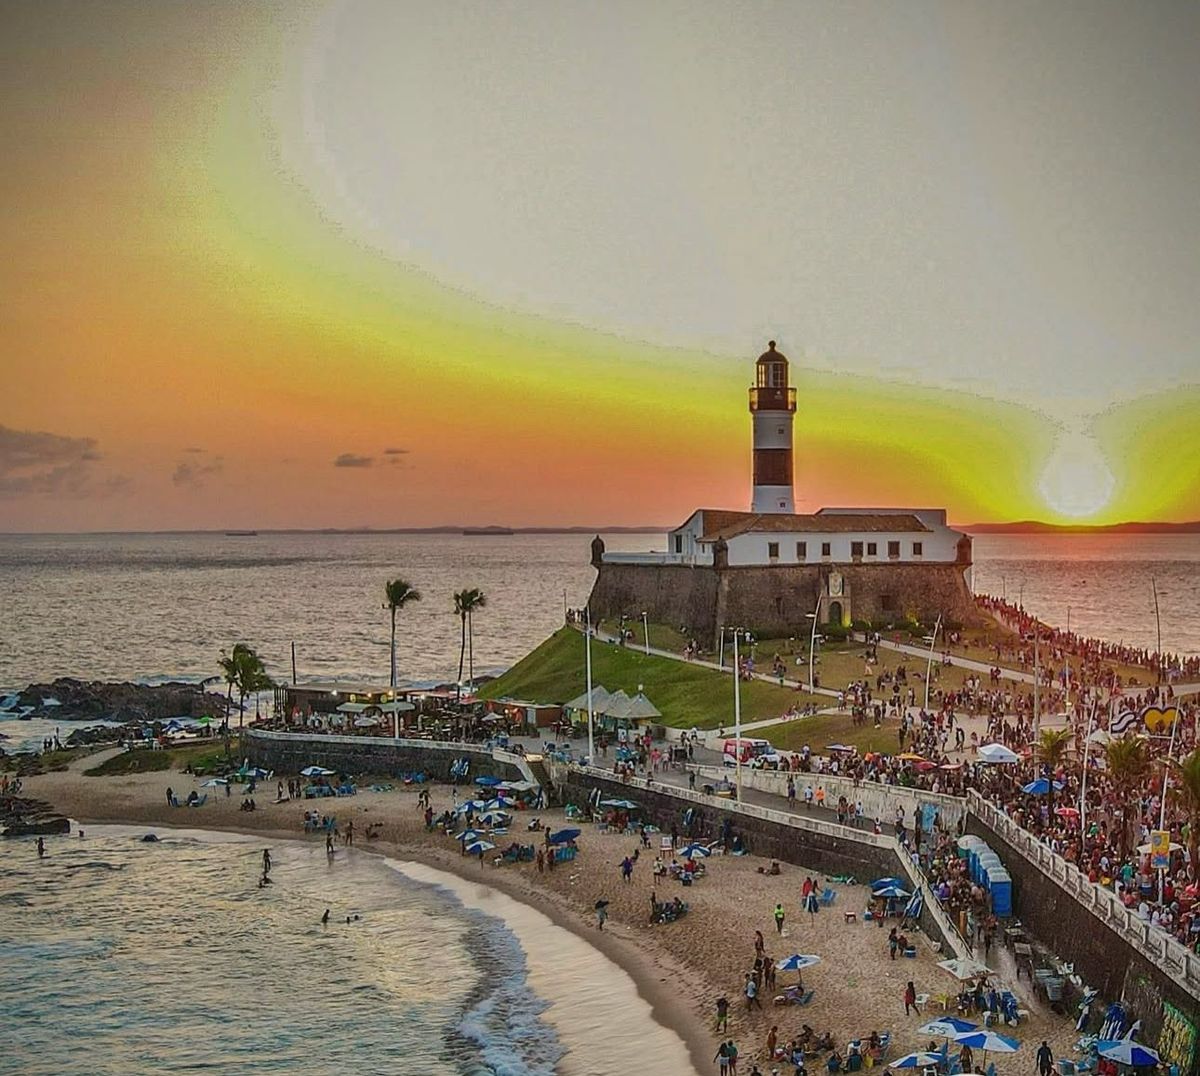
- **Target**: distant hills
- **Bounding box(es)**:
[963,520,1200,535]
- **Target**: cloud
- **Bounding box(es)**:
[172,454,224,489]
[0,424,123,497]
[334,453,374,468]
[383,447,408,455]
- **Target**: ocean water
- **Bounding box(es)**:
[0,827,564,1076]
[0,531,1196,693]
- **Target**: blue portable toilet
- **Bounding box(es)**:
[988,867,1013,916]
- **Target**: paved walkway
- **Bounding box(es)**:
[870,637,1035,685]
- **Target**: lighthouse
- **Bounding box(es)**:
[748,340,797,513]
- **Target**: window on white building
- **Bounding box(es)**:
[888,541,900,558]
[867,542,877,556]
[851,541,863,558]
[912,542,923,557]
[821,542,831,558]
[673,535,682,554]
[767,542,779,560]
[796,541,807,560]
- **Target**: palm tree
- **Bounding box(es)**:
[219,643,252,724]
[1169,750,1200,880]
[1035,728,1073,810]
[1105,737,1148,858]
[384,578,422,688]
[453,588,487,700]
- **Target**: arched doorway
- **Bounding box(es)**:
[828,601,843,626]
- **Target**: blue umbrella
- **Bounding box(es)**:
[954,1030,1020,1054]
[874,884,911,899]
[600,798,639,809]
[475,775,502,786]
[891,1053,942,1069]
[1098,1041,1160,1067]
[775,953,821,986]
[1022,778,1064,795]
[464,839,496,856]
[871,876,905,891]
[454,829,482,842]
[919,1018,978,1038]
[903,890,925,919]
[548,828,581,845]
[678,844,711,858]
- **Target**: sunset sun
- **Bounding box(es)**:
[1037,431,1117,520]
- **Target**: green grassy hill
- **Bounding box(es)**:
[478,628,822,730]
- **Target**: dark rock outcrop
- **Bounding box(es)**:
[0,796,71,837]
[15,678,228,723]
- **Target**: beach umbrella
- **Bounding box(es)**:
[902,891,924,919]
[978,743,1020,764]
[454,829,483,842]
[871,877,905,891]
[1022,778,1064,795]
[476,810,509,826]
[1098,1041,1160,1067]
[891,1053,942,1070]
[776,953,821,988]
[475,775,502,786]
[1055,806,1080,819]
[874,884,911,899]
[678,843,711,858]
[464,839,495,856]
[599,798,639,809]
[937,957,992,981]
[299,765,335,777]
[953,1030,1020,1060]
[1136,840,1183,855]
[826,743,853,753]
[548,828,581,845]
[484,797,514,809]
[919,1018,978,1039]
[896,752,926,762]
[201,778,229,787]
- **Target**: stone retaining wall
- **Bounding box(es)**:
[243,729,526,786]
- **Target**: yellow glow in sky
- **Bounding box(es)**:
[1,2,1197,531]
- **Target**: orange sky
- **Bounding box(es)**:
[2,2,1198,531]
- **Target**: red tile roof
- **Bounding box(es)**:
[691,510,931,541]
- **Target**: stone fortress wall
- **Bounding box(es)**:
[588,552,980,646]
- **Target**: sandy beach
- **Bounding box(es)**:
[23,755,1082,1073]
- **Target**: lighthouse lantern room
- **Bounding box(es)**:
[748,340,797,513]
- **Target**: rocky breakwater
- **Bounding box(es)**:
[16,678,228,722]
[1,795,71,837]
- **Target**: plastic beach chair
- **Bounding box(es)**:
[820,888,837,906]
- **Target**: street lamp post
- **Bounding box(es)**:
[806,593,821,691]
[923,612,942,712]
[585,606,595,765]
[1079,695,1098,837]
[642,611,650,655]
[731,627,746,803]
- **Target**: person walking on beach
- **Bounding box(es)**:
[745,973,762,1010]
[165,786,174,807]
[1036,1041,1054,1076]
[715,1041,731,1075]
[262,848,272,874]
[903,981,919,1016]
[727,1040,740,1075]
[326,832,334,854]
[715,995,729,1032]
[888,927,899,960]
[774,903,786,934]
[621,856,634,882]
[596,903,608,931]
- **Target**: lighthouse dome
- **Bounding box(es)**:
[755,340,790,389]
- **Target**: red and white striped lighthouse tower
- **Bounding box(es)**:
[748,340,797,513]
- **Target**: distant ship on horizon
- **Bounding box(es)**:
[225,530,259,537]
[462,526,515,536]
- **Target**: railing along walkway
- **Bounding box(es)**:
[968,791,1200,996]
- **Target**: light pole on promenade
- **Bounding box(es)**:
[806,593,822,691]
[923,612,943,712]
[642,611,650,656]
[726,626,750,804]
[585,606,595,765]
